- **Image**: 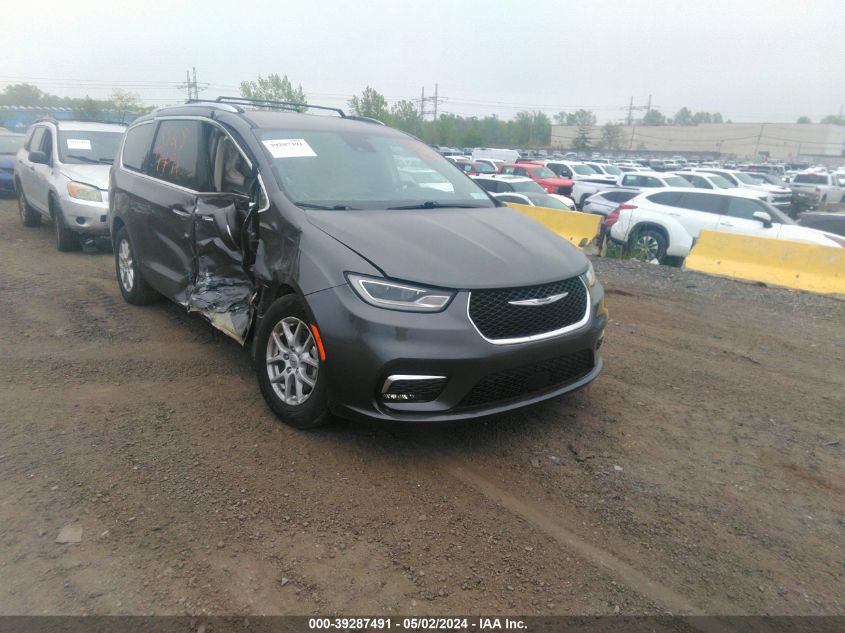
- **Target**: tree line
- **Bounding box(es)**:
[0,83,152,121]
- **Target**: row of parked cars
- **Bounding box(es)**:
[4,105,608,429]
[440,153,845,265]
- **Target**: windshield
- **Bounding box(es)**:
[474,162,496,174]
[794,174,828,185]
[708,174,734,189]
[257,128,494,210]
[510,180,546,193]
[0,135,24,154]
[664,176,692,187]
[732,171,759,185]
[530,167,558,179]
[601,165,622,175]
[572,164,598,175]
[58,130,123,164]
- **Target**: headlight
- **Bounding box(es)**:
[582,260,597,288]
[67,182,102,202]
[347,273,455,312]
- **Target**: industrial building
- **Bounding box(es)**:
[551,122,845,163]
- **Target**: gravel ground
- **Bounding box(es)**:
[0,197,842,616]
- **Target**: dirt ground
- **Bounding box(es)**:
[0,197,842,617]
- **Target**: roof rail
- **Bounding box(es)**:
[32,116,126,126]
[213,96,347,117]
[346,115,385,126]
[183,99,243,113]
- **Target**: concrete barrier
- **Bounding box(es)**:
[505,203,602,250]
[684,230,845,295]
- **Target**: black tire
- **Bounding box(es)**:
[51,197,80,252]
[114,226,159,305]
[255,295,330,429]
[627,227,668,264]
[17,186,41,227]
[579,194,590,210]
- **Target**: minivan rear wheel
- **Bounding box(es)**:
[255,295,330,429]
[114,226,159,305]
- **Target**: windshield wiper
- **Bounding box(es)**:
[294,202,360,210]
[64,154,100,164]
[387,201,485,210]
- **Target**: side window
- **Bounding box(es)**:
[205,126,255,196]
[497,194,524,204]
[41,128,53,157]
[502,166,515,175]
[645,177,663,187]
[149,120,202,189]
[677,192,725,214]
[515,168,528,177]
[689,175,709,188]
[23,127,36,150]
[621,174,637,187]
[28,127,45,154]
[476,179,497,193]
[121,122,156,172]
[725,196,766,220]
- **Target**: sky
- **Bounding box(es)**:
[2,0,844,124]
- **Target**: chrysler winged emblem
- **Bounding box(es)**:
[508,292,568,306]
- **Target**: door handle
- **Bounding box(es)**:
[171,206,191,217]
[721,222,734,227]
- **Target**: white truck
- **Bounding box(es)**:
[570,171,692,210]
[789,172,845,205]
[471,148,520,165]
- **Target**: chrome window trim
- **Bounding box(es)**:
[466,276,592,346]
[118,115,270,213]
[381,375,447,394]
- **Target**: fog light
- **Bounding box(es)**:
[76,217,86,225]
[381,375,447,403]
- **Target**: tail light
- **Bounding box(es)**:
[605,203,635,228]
[815,187,821,193]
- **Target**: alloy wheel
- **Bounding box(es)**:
[266,317,320,405]
[118,239,135,292]
[632,234,660,263]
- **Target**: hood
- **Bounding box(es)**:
[59,163,111,190]
[755,184,790,194]
[305,206,587,289]
[777,224,844,248]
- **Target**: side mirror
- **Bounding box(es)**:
[753,210,773,228]
[28,150,49,165]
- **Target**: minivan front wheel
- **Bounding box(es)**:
[256,295,330,429]
[51,199,80,252]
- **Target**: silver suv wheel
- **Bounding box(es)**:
[118,238,135,292]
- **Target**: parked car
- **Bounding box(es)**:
[109,99,607,428]
[796,211,845,237]
[674,170,765,199]
[474,157,503,171]
[605,188,844,263]
[789,172,845,205]
[493,192,575,210]
[471,148,520,164]
[473,175,575,208]
[14,118,126,250]
[586,163,623,178]
[0,132,25,197]
[454,161,497,176]
[581,190,639,217]
[544,161,608,181]
[497,163,574,195]
[695,168,792,210]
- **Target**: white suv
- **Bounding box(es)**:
[606,188,844,263]
[15,119,126,250]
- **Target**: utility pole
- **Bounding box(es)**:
[433,84,438,121]
[417,85,444,121]
[646,94,652,113]
[627,96,633,126]
[185,70,192,101]
[192,67,198,100]
[420,86,425,118]
[753,123,765,157]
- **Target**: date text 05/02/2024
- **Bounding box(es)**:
[307,617,527,630]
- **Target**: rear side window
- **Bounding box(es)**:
[497,194,525,204]
[603,190,637,203]
[475,179,498,193]
[676,192,725,214]
[648,191,683,206]
[793,174,828,185]
[621,174,639,186]
[121,123,156,172]
[149,120,202,189]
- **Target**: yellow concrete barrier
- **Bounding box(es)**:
[506,203,601,250]
[684,230,845,295]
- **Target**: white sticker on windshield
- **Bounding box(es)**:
[262,138,316,158]
[471,192,487,199]
[66,139,92,150]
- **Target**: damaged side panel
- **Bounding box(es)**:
[187,196,255,345]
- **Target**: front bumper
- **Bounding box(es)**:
[0,173,14,195]
[307,282,607,422]
[58,192,110,235]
